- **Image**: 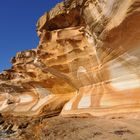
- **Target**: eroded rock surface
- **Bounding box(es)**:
[0,0,140,139]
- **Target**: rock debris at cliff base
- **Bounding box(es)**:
[1,113,140,140]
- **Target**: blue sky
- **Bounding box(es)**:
[0,0,62,72]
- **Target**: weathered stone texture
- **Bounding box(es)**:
[0,0,140,138]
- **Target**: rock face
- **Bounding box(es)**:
[61,0,140,117]
[0,0,140,136]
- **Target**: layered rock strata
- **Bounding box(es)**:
[0,0,140,122]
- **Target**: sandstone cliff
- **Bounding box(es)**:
[0,0,140,139]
